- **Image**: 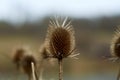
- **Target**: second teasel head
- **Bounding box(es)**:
[13,47,37,74]
[21,54,36,76]
[39,44,50,59]
[111,27,120,58]
[13,48,25,69]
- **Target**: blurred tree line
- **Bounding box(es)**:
[0,16,120,58]
[0,16,120,35]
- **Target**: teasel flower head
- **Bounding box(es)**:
[45,17,79,60]
[39,44,50,59]
[39,44,55,64]
[12,47,38,80]
[37,44,55,80]
[13,47,26,69]
[21,54,36,77]
[111,26,120,57]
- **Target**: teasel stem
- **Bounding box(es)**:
[31,62,38,80]
[58,58,63,80]
[31,62,37,80]
[117,64,120,80]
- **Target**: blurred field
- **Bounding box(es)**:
[0,17,120,80]
[0,34,118,80]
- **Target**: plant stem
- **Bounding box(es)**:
[58,59,63,80]
[31,62,38,80]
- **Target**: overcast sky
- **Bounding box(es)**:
[0,0,120,23]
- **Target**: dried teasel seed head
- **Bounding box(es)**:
[13,48,25,69]
[39,44,50,59]
[111,26,120,58]
[45,17,75,59]
[21,54,36,76]
[39,44,55,65]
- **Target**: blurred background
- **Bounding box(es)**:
[0,0,120,80]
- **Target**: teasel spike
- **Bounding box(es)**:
[67,48,80,59]
[62,17,68,27]
[64,20,72,29]
[50,17,57,27]
[115,27,120,36]
[55,16,60,27]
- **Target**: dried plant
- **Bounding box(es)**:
[37,44,48,80]
[21,55,38,80]
[45,16,79,80]
[38,44,54,80]
[110,26,120,80]
[13,48,25,69]
[13,47,38,80]
[111,27,120,58]
[39,44,50,59]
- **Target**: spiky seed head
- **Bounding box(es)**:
[12,46,36,73]
[111,26,120,58]
[13,48,25,69]
[39,44,50,59]
[45,17,75,59]
[21,55,36,76]
[38,44,55,66]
